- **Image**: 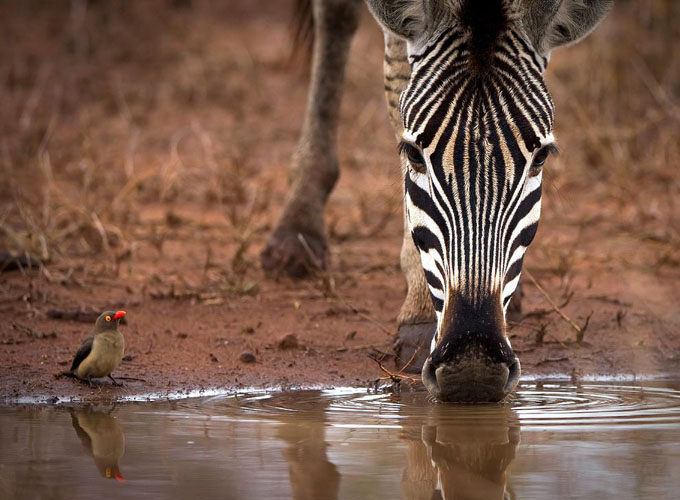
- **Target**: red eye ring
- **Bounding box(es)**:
[105,315,111,322]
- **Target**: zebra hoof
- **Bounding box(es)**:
[260,227,327,279]
[394,322,436,374]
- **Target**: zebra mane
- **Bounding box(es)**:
[416,0,514,78]
[458,0,509,75]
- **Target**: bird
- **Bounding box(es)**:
[70,408,126,481]
[62,310,127,386]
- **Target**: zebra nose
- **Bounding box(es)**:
[421,354,521,403]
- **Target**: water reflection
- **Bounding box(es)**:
[277,402,340,500]
[1,383,679,499]
[70,408,125,482]
[400,405,519,500]
[269,393,520,500]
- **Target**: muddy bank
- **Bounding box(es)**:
[2,250,679,404]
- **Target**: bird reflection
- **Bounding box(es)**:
[70,408,126,482]
[401,405,519,500]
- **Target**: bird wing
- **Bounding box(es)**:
[70,411,93,455]
[70,333,94,372]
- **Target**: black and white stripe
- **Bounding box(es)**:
[399,26,555,345]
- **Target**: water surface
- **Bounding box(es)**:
[2,381,680,499]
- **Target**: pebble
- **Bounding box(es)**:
[239,352,256,364]
[277,333,299,350]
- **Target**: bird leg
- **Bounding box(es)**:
[86,377,98,388]
[108,374,123,387]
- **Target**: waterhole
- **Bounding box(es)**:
[1,381,679,499]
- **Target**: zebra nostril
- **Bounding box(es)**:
[503,358,521,396]
[421,357,440,397]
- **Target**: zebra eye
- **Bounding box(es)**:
[530,144,558,177]
[399,142,427,174]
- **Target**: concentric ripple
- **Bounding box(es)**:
[186,381,680,431]
[514,383,680,429]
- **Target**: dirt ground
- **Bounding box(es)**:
[1,0,679,403]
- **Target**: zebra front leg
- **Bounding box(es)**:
[394,207,437,373]
[506,280,523,321]
[379,32,437,373]
[261,0,361,278]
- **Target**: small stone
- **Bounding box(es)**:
[165,211,183,227]
[177,333,188,339]
[239,352,256,364]
[277,333,299,350]
[122,355,135,362]
[210,353,219,363]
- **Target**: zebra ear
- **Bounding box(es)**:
[365,0,427,40]
[522,0,613,55]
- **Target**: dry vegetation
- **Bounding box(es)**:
[0,0,678,399]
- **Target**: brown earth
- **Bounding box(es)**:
[1,0,679,403]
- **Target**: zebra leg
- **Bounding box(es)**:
[261,0,361,278]
[394,212,437,373]
[506,280,523,321]
[380,33,437,373]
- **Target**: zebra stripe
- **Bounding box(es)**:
[400,27,555,340]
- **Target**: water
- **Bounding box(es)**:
[2,381,680,500]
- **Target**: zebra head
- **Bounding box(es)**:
[368,0,611,402]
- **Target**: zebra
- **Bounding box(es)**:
[261,0,612,402]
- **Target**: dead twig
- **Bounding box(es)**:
[524,270,591,344]
[536,356,569,366]
[368,352,421,385]
[114,376,147,382]
[16,324,50,338]
[336,295,393,336]
[396,337,423,373]
[346,342,392,352]
[12,322,56,339]
[576,312,593,344]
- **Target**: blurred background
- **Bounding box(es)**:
[0,0,678,390]
[1,0,678,281]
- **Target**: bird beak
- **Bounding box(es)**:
[113,310,126,320]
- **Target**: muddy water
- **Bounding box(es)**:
[1,382,680,500]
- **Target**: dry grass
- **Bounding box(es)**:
[0,0,678,315]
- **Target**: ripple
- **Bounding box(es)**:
[513,383,680,428]
[189,382,680,431]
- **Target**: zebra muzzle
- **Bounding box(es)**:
[422,349,520,403]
